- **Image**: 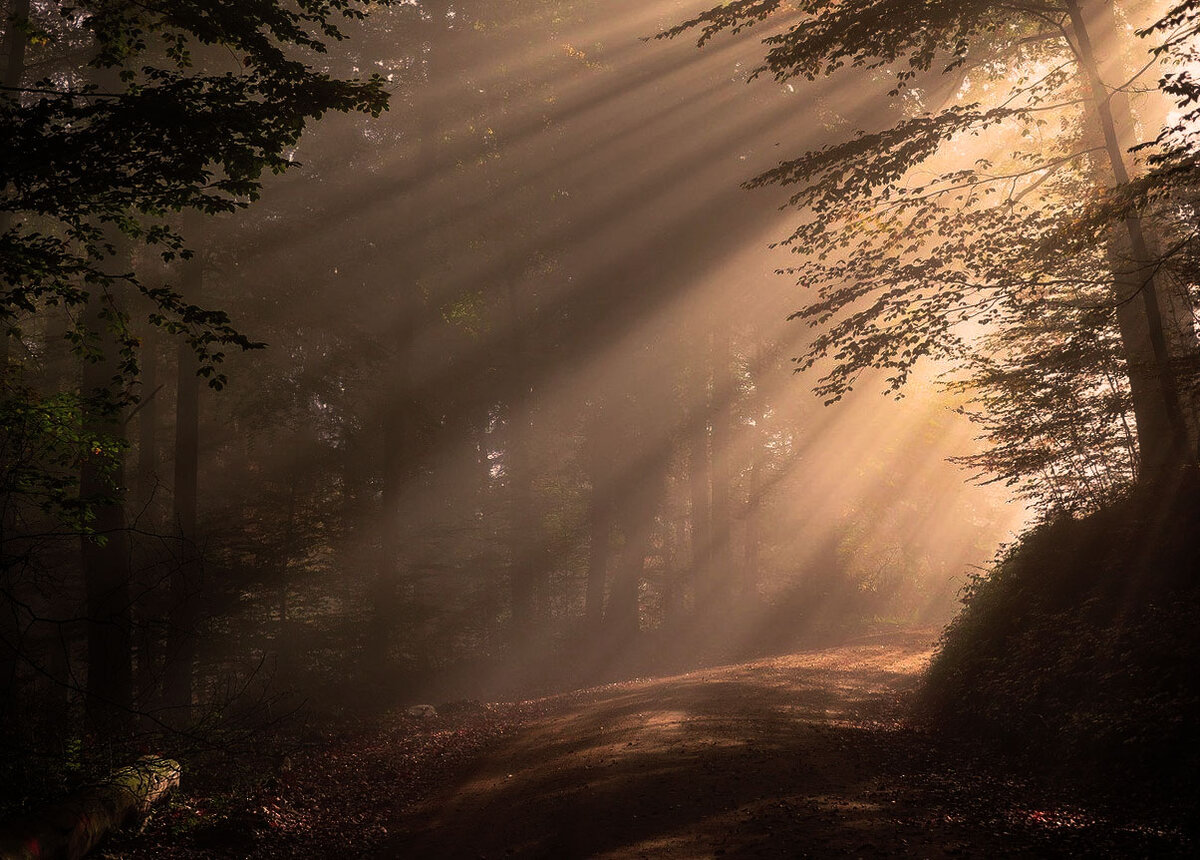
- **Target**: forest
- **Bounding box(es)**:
[1,0,1198,857]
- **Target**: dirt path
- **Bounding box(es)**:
[379,630,1188,859]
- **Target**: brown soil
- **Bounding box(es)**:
[377,630,1189,859]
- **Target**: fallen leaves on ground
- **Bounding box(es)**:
[103,697,566,859]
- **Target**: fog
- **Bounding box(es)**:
[14,1,1200,855]
[0,1,1040,736]
[142,0,1028,708]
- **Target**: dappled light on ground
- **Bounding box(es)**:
[379,631,1190,858]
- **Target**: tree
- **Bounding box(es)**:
[2,1,400,376]
[948,295,1138,515]
[1,0,400,742]
[661,0,1200,487]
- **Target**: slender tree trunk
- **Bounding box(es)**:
[660,494,683,625]
[604,482,654,641]
[163,256,201,719]
[373,2,451,658]
[80,287,134,739]
[507,417,538,640]
[273,479,297,681]
[374,362,411,660]
[340,427,369,533]
[603,383,668,640]
[504,252,546,642]
[1,0,28,90]
[42,632,70,747]
[135,337,159,513]
[708,329,734,600]
[132,334,161,713]
[583,406,612,630]
[687,341,712,611]
[0,0,27,729]
[0,2,32,713]
[584,508,612,629]
[0,578,19,745]
[742,337,767,597]
[0,0,29,367]
[1067,0,1195,476]
[280,479,296,629]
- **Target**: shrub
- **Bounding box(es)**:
[922,478,1200,793]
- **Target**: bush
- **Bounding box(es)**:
[922,478,1200,794]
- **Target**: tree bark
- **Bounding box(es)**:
[583,406,612,630]
[135,336,159,513]
[0,0,32,716]
[132,332,162,712]
[687,338,712,610]
[1,0,29,92]
[604,483,654,641]
[1066,0,1196,477]
[80,289,134,739]
[0,757,180,860]
[0,0,30,343]
[163,254,201,719]
[743,340,764,597]
[708,329,735,603]
[0,0,29,360]
[372,1,451,659]
[504,251,546,642]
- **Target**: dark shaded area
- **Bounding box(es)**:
[924,477,1200,821]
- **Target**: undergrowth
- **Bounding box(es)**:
[922,477,1200,805]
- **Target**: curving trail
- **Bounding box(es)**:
[379,630,1186,859]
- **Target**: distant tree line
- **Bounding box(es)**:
[1,0,399,797]
[1,0,1012,815]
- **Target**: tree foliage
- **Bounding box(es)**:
[1,0,399,541]
[1,0,396,387]
[664,0,1200,514]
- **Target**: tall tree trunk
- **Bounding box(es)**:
[505,253,545,642]
[135,337,159,513]
[280,480,296,630]
[0,0,29,339]
[0,1,32,714]
[687,338,712,611]
[583,406,612,630]
[132,332,162,714]
[604,480,655,642]
[743,339,764,597]
[1067,0,1196,477]
[340,427,369,534]
[1,0,28,91]
[603,380,668,640]
[659,484,685,624]
[80,286,134,739]
[163,255,201,719]
[506,408,538,640]
[708,329,735,601]
[374,380,412,658]
[372,1,451,659]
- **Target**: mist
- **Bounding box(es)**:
[188,1,1021,700]
[4,1,1198,857]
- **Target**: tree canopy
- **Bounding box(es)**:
[1,0,396,389]
[663,0,1200,512]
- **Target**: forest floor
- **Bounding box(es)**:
[110,629,1193,858]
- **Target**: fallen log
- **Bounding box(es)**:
[0,756,180,860]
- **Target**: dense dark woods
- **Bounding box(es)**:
[2,0,1200,857]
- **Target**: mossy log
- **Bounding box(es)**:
[0,756,180,860]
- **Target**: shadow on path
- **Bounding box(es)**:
[378,630,1189,858]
